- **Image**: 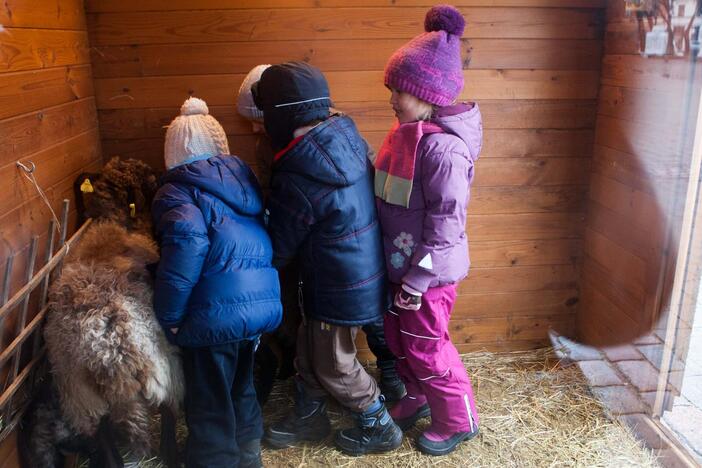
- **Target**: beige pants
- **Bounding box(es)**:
[295,319,380,413]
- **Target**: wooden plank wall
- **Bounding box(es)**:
[577,1,701,347]
[86,0,606,352]
[0,0,103,464]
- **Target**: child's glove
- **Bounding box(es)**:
[394,284,422,311]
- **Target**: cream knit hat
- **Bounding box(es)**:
[236,64,271,122]
[164,97,230,170]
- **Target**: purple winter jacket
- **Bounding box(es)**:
[376,102,482,293]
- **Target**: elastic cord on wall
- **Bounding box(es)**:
[16,161,64,241]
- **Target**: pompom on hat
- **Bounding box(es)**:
[164,97,230,170]
[237,64,271,122]
[384,5,466,106]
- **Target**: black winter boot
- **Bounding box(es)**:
[334,398,403,456]
[377,360,406,403]
[265,381,331,449]
[238,438,263,468]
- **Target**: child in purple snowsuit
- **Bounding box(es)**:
[374,5,481,456]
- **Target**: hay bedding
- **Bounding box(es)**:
[82,348,660,467]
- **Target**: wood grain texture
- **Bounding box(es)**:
[87,8,604,46]
[468,212,585,241]
[0,29,90,73]
[89,38,602,77]
[0,0,86,29]
[95,104,597,142]
[469,239,581,268]
[459,264,578,294]
[0,98,99,167]
[453,289,579,318]
[93,70,600,110]
[470,185,587,214]
[342,100,598,130]
[475,158,590,186]
[87,1,606,353]
[0,65,94,120]
[86,0,607,12]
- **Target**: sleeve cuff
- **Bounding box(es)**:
[157,316,183,329]
[401,283,423,296]
[402,266,435,294]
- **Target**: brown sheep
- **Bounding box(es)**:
[20,155,293,466]
[76,156,159,233]
[19,158,182,468]
[44,222,184,455]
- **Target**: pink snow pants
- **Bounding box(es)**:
[384,283,479,435]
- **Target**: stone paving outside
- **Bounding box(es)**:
[661,288,702,466]
[552,331,702,467]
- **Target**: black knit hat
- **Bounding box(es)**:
[252,61,333,150]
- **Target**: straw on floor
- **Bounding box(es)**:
[83,348,661,467]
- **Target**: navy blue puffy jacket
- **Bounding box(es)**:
[267,114,387,326]
[152,155,282,347]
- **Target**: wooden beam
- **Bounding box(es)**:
[87,8,604,46]
[86,0,608,12]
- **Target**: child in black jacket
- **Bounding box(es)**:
[251,62,402,455]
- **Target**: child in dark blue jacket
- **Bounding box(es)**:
[252,62,402,455]
[152,97,282,468]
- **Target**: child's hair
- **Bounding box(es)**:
[417,104,436,122]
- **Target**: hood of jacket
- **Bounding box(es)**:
[161,154,263,216]
[273,114,369,187]
[430,102,482,162]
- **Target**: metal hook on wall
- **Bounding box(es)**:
[15,160,62,237]
[16,161,36,174]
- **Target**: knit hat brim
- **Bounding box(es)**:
[384,5,466,107]
[385,72,454,107]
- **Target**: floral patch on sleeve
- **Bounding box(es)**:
[390,232,416,269]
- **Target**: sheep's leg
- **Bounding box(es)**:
[89,417,123,468]
[17,413,64,468]
[18,382,74,468]
[159,404,179,468]
[110,399,152,457]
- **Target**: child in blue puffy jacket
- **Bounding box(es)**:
[152,97,282,468]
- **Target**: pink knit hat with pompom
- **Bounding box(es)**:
[384,5,465,106]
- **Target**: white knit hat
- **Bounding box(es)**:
[164,97,230,170]
[236,64,271,122]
